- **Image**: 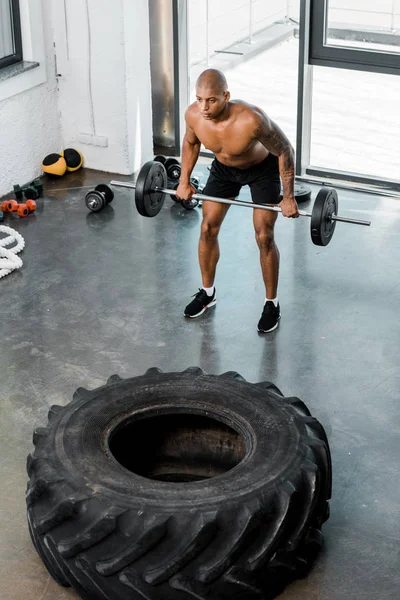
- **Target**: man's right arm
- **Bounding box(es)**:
[176,116,201,201]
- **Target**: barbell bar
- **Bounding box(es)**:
[110,179,370,226]
[106,160,370,247]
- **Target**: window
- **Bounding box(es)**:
[296,0,400,191]
[310,0,400,75]
[0,0,22,69]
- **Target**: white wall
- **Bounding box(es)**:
[0,0,153,197]
[0,0,61,197]
[53,0,153,175]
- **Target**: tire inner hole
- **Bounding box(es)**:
[108,413,246,482]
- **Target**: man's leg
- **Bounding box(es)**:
[184,200,230,318]
[199,200,231,287]
[253,208,279,297]
[253,208,281,332]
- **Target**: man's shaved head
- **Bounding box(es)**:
[196,69,228,95]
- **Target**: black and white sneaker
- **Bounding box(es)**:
[184,288,216,318]
[257,301,281,332]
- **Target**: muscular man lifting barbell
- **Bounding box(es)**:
[175,69,298,332]
[90,72,370,328]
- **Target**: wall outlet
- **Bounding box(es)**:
[78,133,108,147]
[92,135,108,147]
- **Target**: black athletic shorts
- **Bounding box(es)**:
[203,153,281,205]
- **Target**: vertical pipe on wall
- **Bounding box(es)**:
[175,0,189,155]
[149,0,176,149]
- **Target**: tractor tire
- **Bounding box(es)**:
[26,367,332,600]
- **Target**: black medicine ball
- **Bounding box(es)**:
[62,148,83,172]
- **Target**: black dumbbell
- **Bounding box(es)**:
[165,158,182,180]
[180,178,203,211]
[154,155,166,164]
[85,184,114,212]
[31,178,44,194]
[24,186,40,200]
[14,184,24,200]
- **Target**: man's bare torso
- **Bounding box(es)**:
[187,100,270,169]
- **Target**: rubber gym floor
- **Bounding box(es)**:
[1,161,399,599]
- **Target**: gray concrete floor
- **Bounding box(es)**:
[1,164,400,599]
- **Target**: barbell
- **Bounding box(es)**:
[85,160,371,246]
[105,160,371,246]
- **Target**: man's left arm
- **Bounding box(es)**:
[253,111,298,218]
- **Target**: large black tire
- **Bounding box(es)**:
[26,368,332,600]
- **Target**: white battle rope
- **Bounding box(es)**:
[0,225,25,279]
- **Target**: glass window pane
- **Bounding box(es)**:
[0,0,15,60]
[310,66,400,182]
[325,0,400,54]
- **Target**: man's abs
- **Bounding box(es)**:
[214,144,270,169]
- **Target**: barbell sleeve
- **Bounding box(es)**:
[109,180,371,227]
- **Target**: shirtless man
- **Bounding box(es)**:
[176,69,299,333]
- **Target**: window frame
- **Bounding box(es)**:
[0,0,23,70]
[296,0,400,193]
[309,0,400,76]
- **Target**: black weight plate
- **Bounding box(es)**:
[135,160,167,217]
[294,182,312,203]
[154,155,166,164]
[32,178,44,192]
[310,187,338,246]
[167,163,182,180]
[279,182,312,203]
[24,186,39,200]
[95,184,114,204]
[85,190,105,212]
[164,158,179,170]
[14,184,23,200]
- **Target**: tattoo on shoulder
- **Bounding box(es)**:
[253,118,290,156]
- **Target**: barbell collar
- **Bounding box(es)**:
[109,180,371,227]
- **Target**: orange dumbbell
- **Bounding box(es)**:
[25,199,37,213]
[17,204,30,217]
[1,199,18,213]
[17,200,37,217]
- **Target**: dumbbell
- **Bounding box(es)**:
[180,179,204,211]
[168,178,202,210]
[24,179,43,200]
[13,185,24,200]
[0,199,36,218]
[165,158,182,180]
[25,200,37,214]
[85,184,114,212]
[14,179,43,201]
[1,199,19,213]
[154,155,166,165]
[23,186,39,200]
